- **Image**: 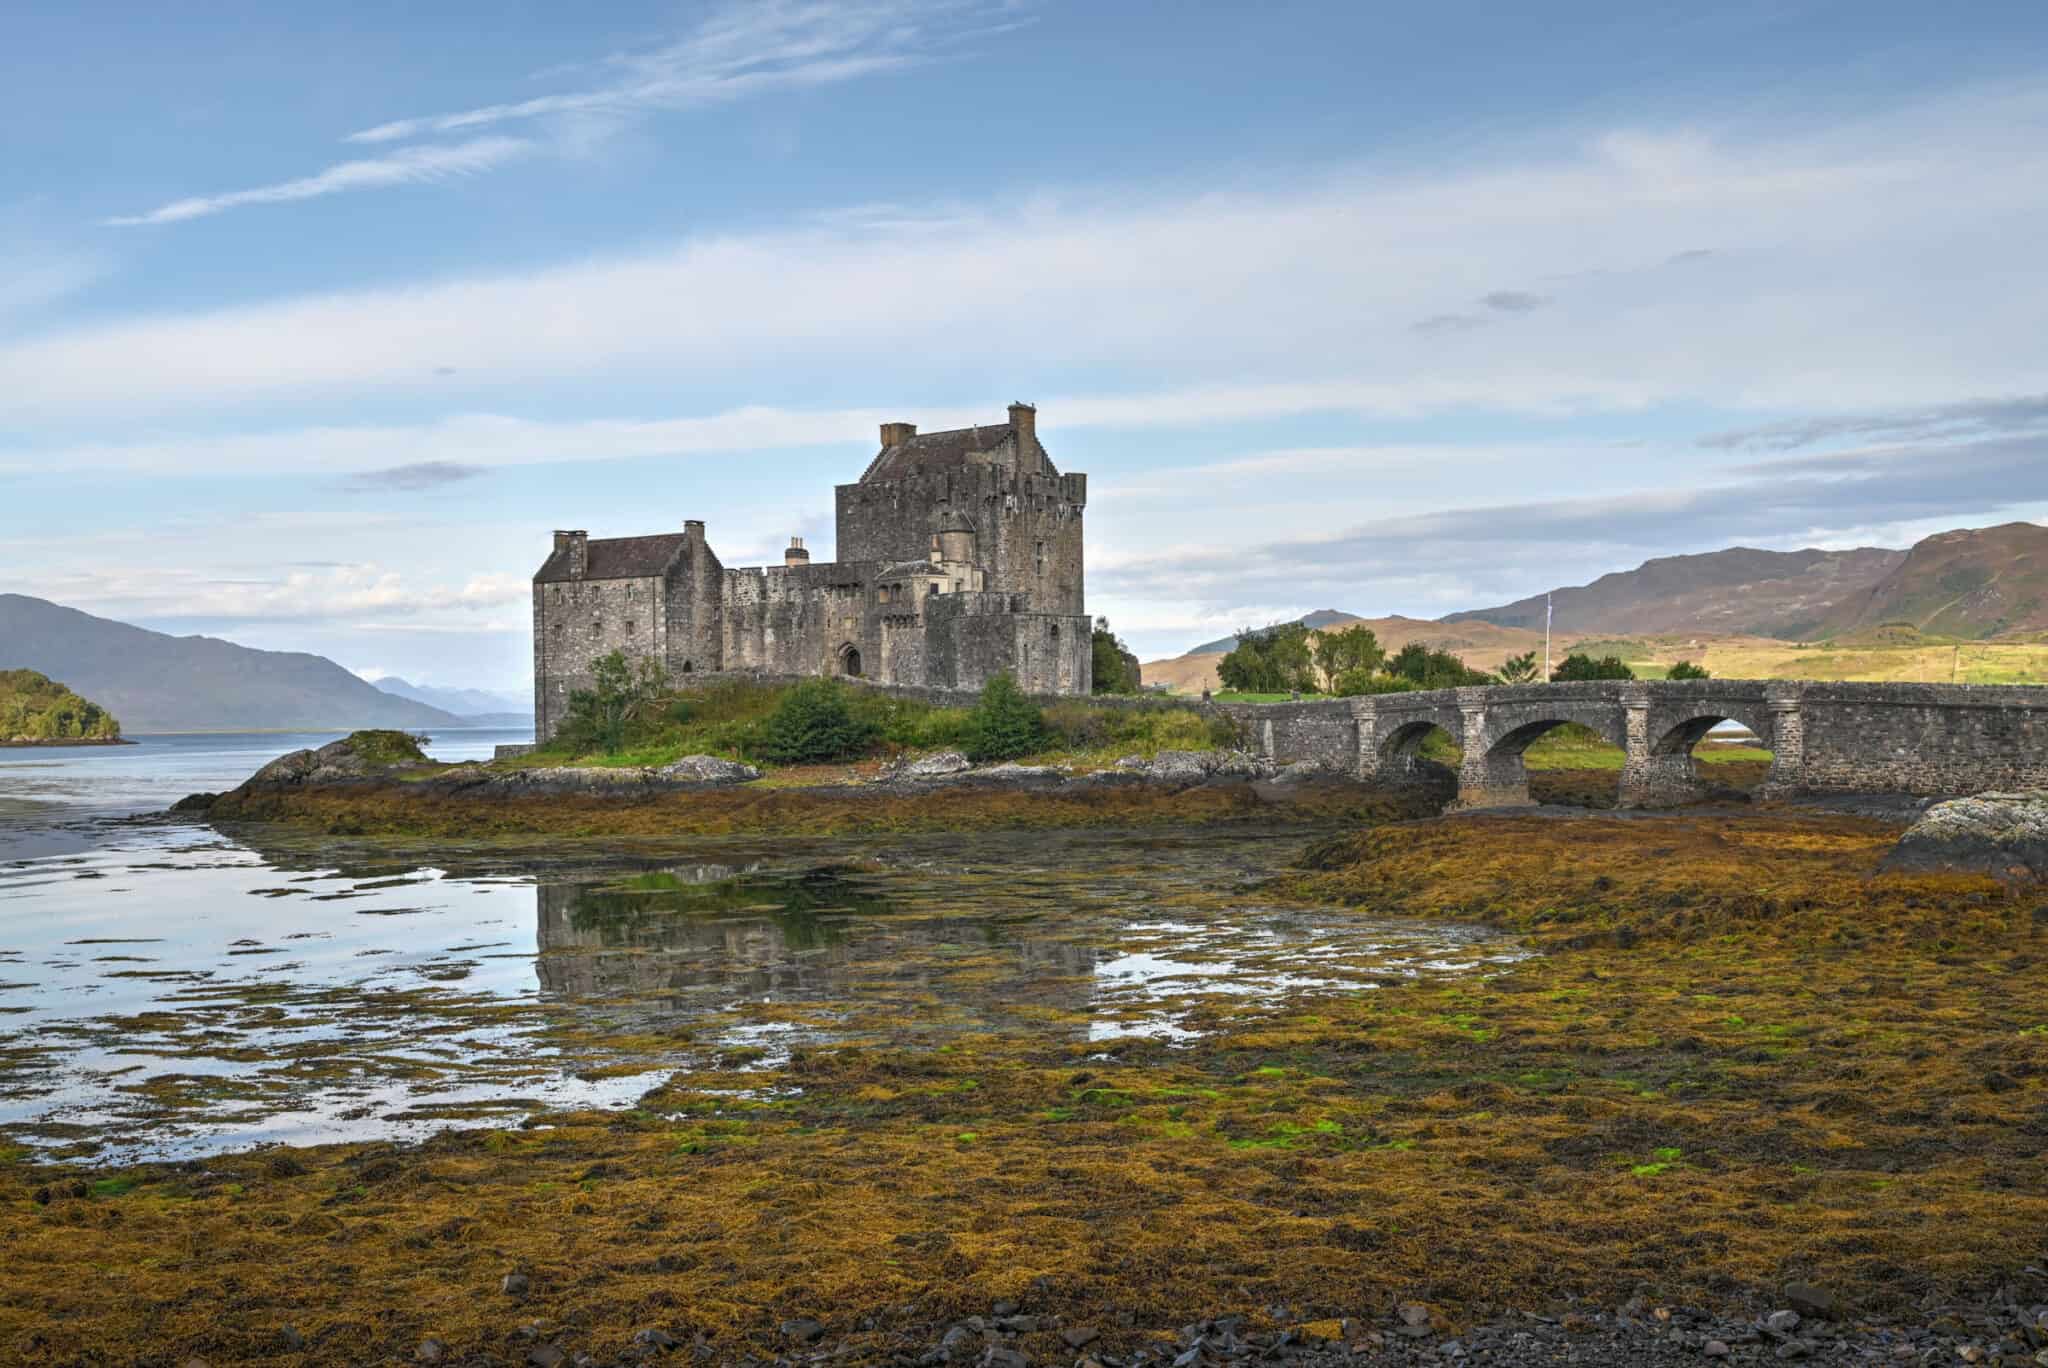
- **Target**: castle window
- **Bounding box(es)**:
[1035,540,1046,574]
[927,583,939,596]
[625,620,636,635]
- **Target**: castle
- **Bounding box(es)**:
[531,403,1091,739]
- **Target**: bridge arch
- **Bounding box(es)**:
[1379,717,1461,781]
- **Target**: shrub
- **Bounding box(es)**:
[343,729,429,766]
[964,674,1046,762]
[1332,670,1419,697]
[1218,623,1317,694]
[1497,651,1540,684]
[559,650,668,755]
[750,679,877,763]
[1667,660,1710,680]
[1091,618,1141,695]
[1551,653,1636,682]
[1388,643,1491,688]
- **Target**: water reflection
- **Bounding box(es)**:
[0,825,1525,1162]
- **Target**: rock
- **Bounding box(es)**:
[972,763,1062,783]
[502,1271,531,1297]
[527,1345,566,1368]
[1060,1327,1100,1349]
[1773,1341,1811,1360]
[656,755,761,785]
[1112,749,1264,783]
[1398,1304,1433,1329]
[278,1325,306,1352]
[779,1317,826,1344]
[416,1339,448,1364]
[1784,1284,1840,1321]
[1765,1310,1802,1335]
[897,752,972,779]
[168,791,220,813]
[1883,791,2048,883]
[984,1349,1029,1368]
[1703,1341,1731,1358]
[938,1324,977,1359]
[994,1315,1039,1334]
[632,1328,678,1351]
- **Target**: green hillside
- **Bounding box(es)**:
[0,669,122,742]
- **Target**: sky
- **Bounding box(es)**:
[4,0,2048,692]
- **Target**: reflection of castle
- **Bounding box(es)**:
[532,865,1098,1032]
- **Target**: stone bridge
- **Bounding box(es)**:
[1227,680,2048,809]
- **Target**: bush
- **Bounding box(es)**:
[1313,625,1385,690]
[1331,670,1419,696]
[1387,642,1491,688]
[1497,651,1540,684]
[559,650,668,755]
[1091,618,1140,695]
[964,674,1046,762]
[750,679,878,763]
[1667,660,1710,680]
[1551,653,1636,682]
[1218,623,1318,694]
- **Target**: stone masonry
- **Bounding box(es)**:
[531,405,1090,739]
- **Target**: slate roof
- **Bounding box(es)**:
[534,533,689,583]
[861,422,1031,483]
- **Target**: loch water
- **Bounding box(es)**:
[0,732,1523,1164]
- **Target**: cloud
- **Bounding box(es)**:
[1096,434,2048,614]
[26,562,530,626]
[343,461,488,491]
[15,80,2048,422]
[104,138,534,227]
[1410,312,1489,336]
[1700,395,2048,453]
[1482,290,1547,312]
[345,0,1017,146]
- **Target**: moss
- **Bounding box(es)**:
[341,729,431,768]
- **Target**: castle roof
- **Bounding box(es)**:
[534,533,689,583]
[861,422,1058,484]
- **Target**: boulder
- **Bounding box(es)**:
[1112,749,1268,783]
[1883,791,2048,883]
[893,751,972,779]
[657,755,761,785]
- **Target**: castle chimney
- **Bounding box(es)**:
[1007,401,1036,449]
[554,529,588,579]
[784,536,810,567]
[879,421,917,447]
[683,519,706,544]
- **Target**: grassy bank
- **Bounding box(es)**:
[3,807,2041,1363]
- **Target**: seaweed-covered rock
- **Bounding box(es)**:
[245,732,426,786]
[657,755,761,785]
[1883,791,2048,883]
[892,751,972,780]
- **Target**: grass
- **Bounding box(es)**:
[3,806,2041,1362]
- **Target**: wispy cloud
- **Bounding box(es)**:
[1700,395,2048,453]
[346,0,1017,145]
[105,138,534,227]
[343,461,488,492]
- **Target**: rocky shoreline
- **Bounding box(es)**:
[1,735,133,748]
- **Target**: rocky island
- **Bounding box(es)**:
[0,668,128,747]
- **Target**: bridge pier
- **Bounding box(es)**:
[1452,693,1536,809]
[1755,692,1806,799]
[1618,692,1706,808]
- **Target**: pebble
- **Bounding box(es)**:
[1785,1284,1841,1321]
[1061,1327,1101,1349]
[779,1317,826,1344]
[1703,1340,1731,1357]
[526,1345,566,1368]
[1766,1309,1803,1335]
[632,1327,678,1351]
[415,1339,447,1364]
[502,1271,531,1297]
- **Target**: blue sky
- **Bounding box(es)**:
[5,0,2048,691]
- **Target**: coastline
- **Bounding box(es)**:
[0,736,134,749]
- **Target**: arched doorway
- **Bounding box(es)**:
[838,643,863,678]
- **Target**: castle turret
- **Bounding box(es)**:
[552,530,588,579]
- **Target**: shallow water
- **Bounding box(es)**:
[0,734,1523,1164]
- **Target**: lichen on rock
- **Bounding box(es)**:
[1881,790,2048,883]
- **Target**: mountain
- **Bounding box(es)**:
[372,676,530,720]
[1187,609,1366,656]
[1814,522,2048,640]
[0,595,464,733]
[1445,546,1906,640]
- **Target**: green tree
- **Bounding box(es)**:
[752,678,878,763]
[1090,617,1139,695]
[1331,669,1419,697]
[1312,624,1384,690]
[1497,651,1540,684]
[964,673,1047,761]
[1666,660,1710,680]
[1551,653,1636,682]
[1217,622,1317,694]
[1388,642,1490,689]
[560,650,667,755]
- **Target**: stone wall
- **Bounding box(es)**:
[532,573,668,741]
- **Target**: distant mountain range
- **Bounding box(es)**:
[370,676,531,724]
[1144,521,2048,688]
[0,595,516,733]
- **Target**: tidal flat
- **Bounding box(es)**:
[1,792,2042,1364]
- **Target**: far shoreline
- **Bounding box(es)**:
[0,736,136,749]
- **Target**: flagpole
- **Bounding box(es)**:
[1544,593,1552,682]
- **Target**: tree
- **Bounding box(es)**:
[1497,651,1540,685]
[752,678,877,763]
[1312,625,1384,690]
[561,650,667,754]
[964,673,1046,761]
[1090,617,1139,695]
[1331,669,1418,697]
[1667,660,1710,680]
[1551,653,1636,682]
[1388,642,1490,689]
[1217,622,1317,694]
